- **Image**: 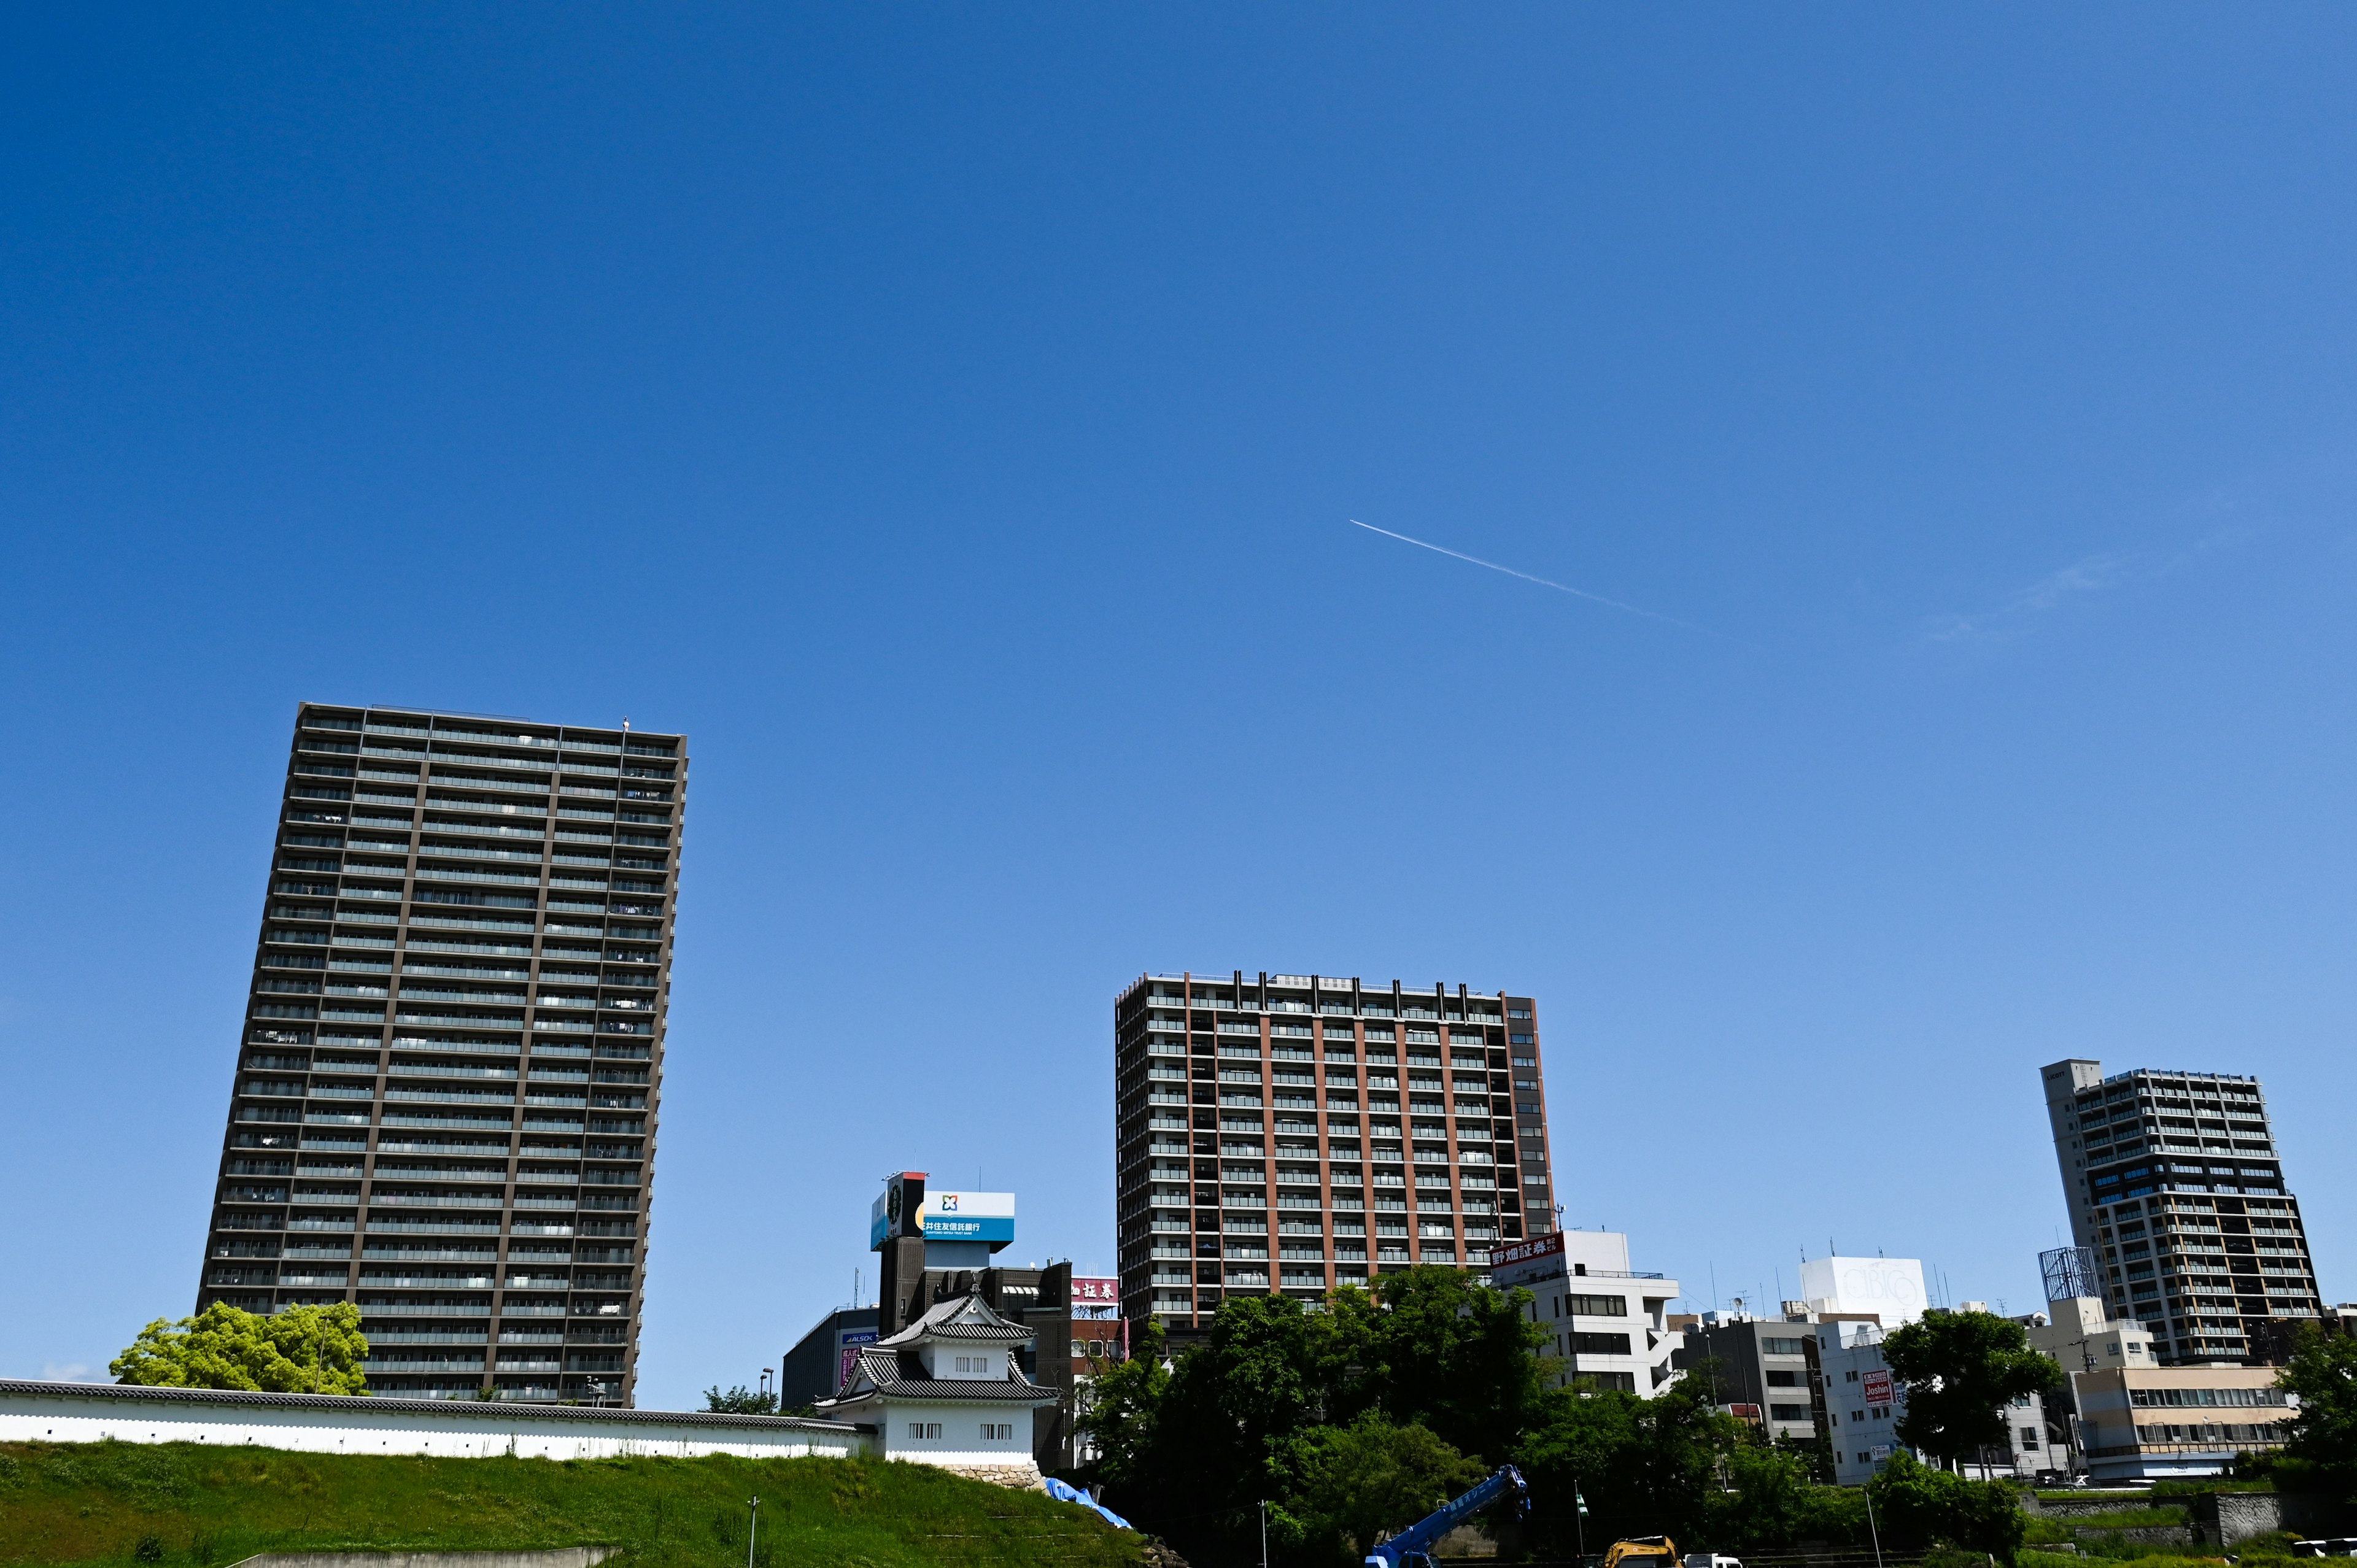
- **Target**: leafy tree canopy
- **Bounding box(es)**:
[1865,1450,2028,1563]
[111,1302,368,1395]
[1272,1412,1487,1561]
[1881,1308,2057,1469]
[1082,1269,1544,1562]
[702,1384,779,1414]
[2277,1324,2357,1495]
[1512,1370,1744,1556]
[1082,1270,2026,1567]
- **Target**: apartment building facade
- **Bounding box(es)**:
[1495,1230,1684,1396]
[2041,1060,2322,1364]
[1113,972,1555,1331]
[198,703,685,1405]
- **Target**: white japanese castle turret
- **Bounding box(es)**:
[815,1294,1061,1488]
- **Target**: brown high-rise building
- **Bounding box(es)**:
[198,703,685,1405]
[1113,971,1557,1338]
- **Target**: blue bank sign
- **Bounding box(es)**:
[919,1189,1016,1244]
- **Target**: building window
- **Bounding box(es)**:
[2019,1427,2041,1449]
[981,1423,1013,1440]
[908,1423,942,1440]
[1565,1294,1627,1316]
[1770,1404,1812,1422]
[1571,1332,1632,1355]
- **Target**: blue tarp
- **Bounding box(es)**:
[1045,1476,1134,1531]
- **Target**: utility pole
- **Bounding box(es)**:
[1260,1499,1269,1568]
[1574,1481,1589,1564]
[746,1496,759,1568]
[1864,1482,1886,1568]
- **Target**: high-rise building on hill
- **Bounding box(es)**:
[1113,971,1557,1337]
[198,703,686,1405]
[2041,1059,2321,1365]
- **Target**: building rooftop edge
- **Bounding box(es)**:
[299,700,684,740]
[1122,973,1508,999]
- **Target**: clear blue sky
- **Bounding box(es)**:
[5,7,2354,1405]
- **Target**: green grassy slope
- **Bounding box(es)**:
[0,1441,1145,1568]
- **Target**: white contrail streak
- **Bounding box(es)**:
[1348,519,1696,629]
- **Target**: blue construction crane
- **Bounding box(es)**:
[1363,1464,1530,1568]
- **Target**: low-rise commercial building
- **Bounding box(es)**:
[1674,1315,1824,1445]
[2030,1291,2160,1378]
[1495,1230,1684,1395]
[2072,1364,2293,1481]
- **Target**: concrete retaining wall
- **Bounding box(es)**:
[2075,1526,2196,1547]
[2195,1490,2353,1547]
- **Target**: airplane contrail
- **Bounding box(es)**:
[1347,519,1697,630]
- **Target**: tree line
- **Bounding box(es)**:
[1077,1267,2054,1567]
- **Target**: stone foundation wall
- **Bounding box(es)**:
[2195,1490,2352,1547]
[937,1461,1045,1490]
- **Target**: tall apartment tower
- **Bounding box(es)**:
[198,703,686,1405]
[1113,971,1556,1337]
[2041,1059,2321,1365]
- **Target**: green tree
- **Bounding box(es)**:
[1514,1372,1743,1556]
[1080,1317,1172,1488]
[1706,1440,1866,1551]
[702,1384,778,1413]
[1274,1412,1488,1562]
[1881,1308,2057,1470]
[112,1302,368,1394]
[1324,1267,1549,1464]
[2277,1324,2357,1497]
[1865,1450,2027,1563]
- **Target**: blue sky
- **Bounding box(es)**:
[4,7,2355,1404]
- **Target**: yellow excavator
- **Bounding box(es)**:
[1602,1536,1681,1568]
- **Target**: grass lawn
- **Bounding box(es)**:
[0,1440,1145,1568]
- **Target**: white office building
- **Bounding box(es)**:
[1494,1230,1684,1396]
[1798,1255,1929,1328]
[1817,1318,2055,1485]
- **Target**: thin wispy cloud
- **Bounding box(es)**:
[1925,552,2129,643]
[41,1361,93,1382]
[1348,519,1698,630]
